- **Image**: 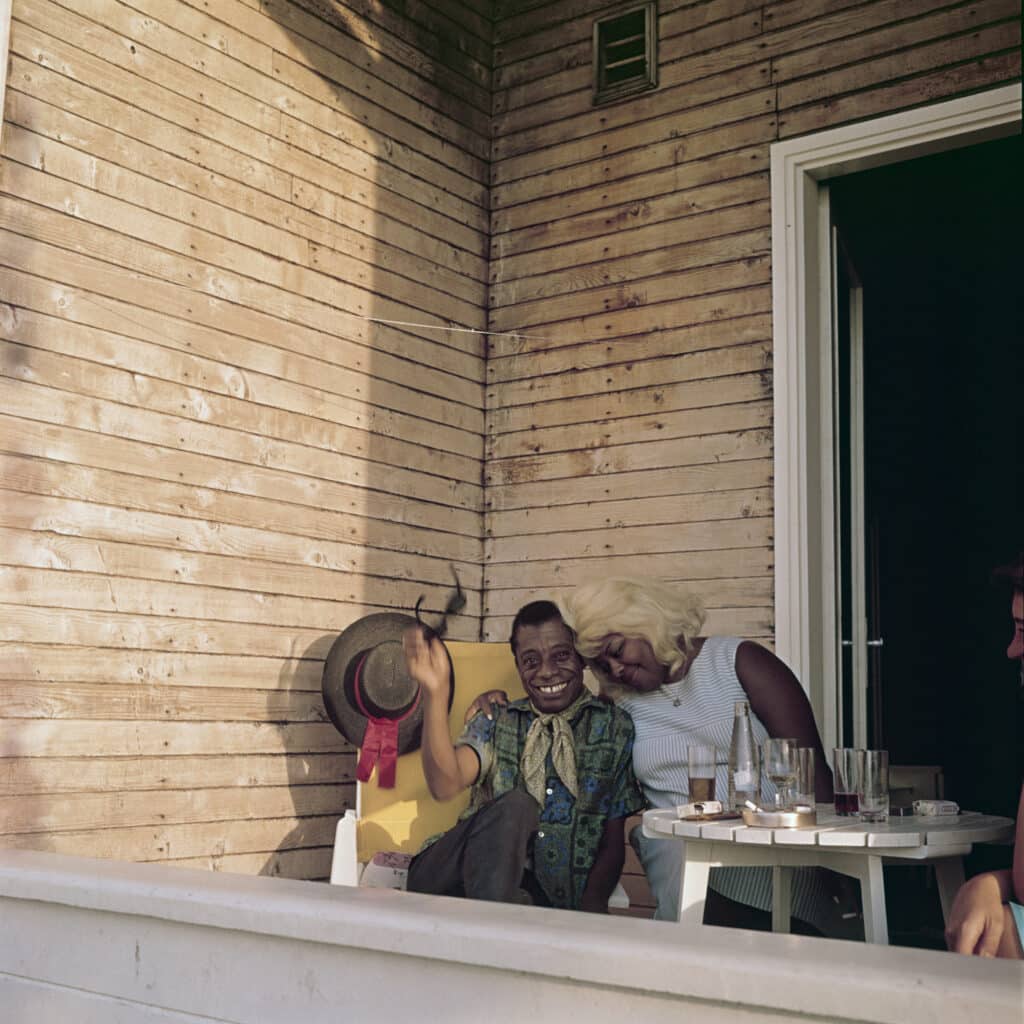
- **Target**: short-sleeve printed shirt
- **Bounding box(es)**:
[445,695,645,909]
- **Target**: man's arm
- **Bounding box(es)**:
[403,627,480,800]
[579,817,627,914]
[578,709,646,913]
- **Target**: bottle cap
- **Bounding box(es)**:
[734,700,749,715]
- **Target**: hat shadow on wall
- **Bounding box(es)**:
[261,630,348,881]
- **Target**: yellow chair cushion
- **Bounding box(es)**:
[355,640,526,863]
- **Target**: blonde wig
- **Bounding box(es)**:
[560,577,706,695]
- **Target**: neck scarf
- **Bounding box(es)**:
[520,691,589,807]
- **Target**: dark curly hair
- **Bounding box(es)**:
[509,600,566,654]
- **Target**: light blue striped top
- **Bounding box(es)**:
[619,635,829,925]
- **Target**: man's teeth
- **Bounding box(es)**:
[537,682,568,694]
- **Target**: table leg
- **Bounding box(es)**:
[859,856,889,945]
[772,865,793,933]
[933,857,966,924]
[819,852,889,945]
[677,841,713,928]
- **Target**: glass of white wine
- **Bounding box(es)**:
[763,738,799,810]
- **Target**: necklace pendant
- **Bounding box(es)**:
[672,697,681,707]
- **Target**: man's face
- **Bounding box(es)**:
[513,618,585,713]
[1008,589,1024,660]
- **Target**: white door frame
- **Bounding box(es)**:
[770,84,1022,753]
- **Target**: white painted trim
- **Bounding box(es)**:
[771,85,1022,739]
[3,851,1023,1024]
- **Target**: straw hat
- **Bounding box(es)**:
[321,612,453,788]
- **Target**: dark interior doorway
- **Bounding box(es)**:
[829,134,1023,826]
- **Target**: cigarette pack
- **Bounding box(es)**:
[912,799,960,816]
[676,800,723,818]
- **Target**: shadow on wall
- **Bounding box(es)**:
[253,2,489,879]
[260,633,350,880]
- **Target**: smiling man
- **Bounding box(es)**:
[402,600,644,912]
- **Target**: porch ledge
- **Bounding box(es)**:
[2,850,1021,1023]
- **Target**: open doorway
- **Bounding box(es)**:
[828,134,1023,822]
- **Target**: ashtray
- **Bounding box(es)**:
[741,808,817,828]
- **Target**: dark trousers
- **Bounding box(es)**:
[406,788,549,906]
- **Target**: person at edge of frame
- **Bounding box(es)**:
[945,553,1024,959]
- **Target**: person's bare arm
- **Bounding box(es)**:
[403,627,480,800]
[947,787,1024,959]
[945,868,1015,957]
[578,817,627,914]
[734,641,833,801]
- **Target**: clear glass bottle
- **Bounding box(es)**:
[728,700,761,810]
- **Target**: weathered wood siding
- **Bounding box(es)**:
[483,0,1020,642]
[0,0,491,877]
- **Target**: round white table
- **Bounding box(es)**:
[642,806,1015,944]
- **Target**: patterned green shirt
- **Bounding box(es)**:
[448,694,645,909]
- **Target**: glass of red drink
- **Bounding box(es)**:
[832,747,862,815]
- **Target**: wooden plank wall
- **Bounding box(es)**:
[485,0,1019,915]
[0,0,491,878]
[483,0,1020,642]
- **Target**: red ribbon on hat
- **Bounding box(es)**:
[352,654,421,789]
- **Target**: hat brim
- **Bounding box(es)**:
[322,612,453,756]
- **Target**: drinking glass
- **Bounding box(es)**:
[687,743,717,802]
[832,747,862,816]
[794,747,815,808]
[763,738,799,810]
[858,749,889,823]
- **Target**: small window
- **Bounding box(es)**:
[592,3,657,105]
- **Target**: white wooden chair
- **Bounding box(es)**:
[329,639,628,908]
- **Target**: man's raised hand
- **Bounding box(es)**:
[403,625,452,699]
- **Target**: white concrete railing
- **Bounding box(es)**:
[2,850,1022,1024]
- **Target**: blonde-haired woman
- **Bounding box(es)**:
[562,576,840,930]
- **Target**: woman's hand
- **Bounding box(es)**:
[464,689,509,722]
[402,625,452,700]
[945,870,1011,956]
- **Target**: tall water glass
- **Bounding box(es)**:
[794,747,815,808]
[687,744,717,802]
[763,738,799,810]
[832,747,861,816]
[858,749,889,823]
